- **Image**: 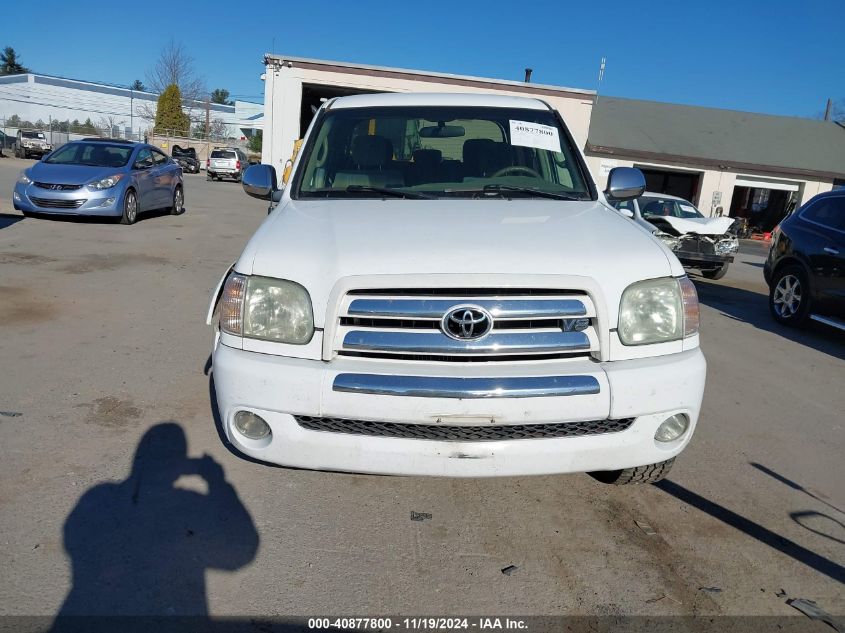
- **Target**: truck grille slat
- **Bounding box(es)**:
[295,415,634,441]
[342,330,590,355]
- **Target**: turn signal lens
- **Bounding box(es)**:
[220,273,246,335]
[679,276,700,337]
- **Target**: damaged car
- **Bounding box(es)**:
[613,192,739,280]
[172,145,201,174]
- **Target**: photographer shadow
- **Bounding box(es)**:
[51,422,259,630]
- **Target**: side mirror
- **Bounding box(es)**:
[242,164,279,201]
[605,167,646,201]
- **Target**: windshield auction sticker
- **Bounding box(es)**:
[509,120,562,153]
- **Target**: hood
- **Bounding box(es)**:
[27,162,122,185]
[658,216,735,236]
[238,199,681,327]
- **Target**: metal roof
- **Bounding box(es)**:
[265,54,595,100]
[586,96,845,180]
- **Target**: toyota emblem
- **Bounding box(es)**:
[441,305,493,340]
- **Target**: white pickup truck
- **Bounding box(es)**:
[207,93,706,481]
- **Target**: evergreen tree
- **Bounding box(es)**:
[0,47,29,75]
[154,84,190,136]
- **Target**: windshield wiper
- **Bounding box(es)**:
[345,185,434,199]
[480,184,583,201]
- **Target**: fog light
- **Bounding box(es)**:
[233,410,271,439]
[13,192,21,201]
[655,413,689,442]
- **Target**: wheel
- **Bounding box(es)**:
[120,189,138,225]
[170,185,185,215]
[701,263,729,280]
[590,458,675,485]
[206,173,212,181]
[769,265,811,326]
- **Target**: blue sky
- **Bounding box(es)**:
[6,0,843,118]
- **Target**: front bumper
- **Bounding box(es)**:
[212,343,706,477]
[13,183,125,216]
[677,252,733,268]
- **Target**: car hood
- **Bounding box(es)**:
[237,199,682,327]
[657,216,735,236]
[27,162,122,185]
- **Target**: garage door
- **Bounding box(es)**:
[638,168,701,203]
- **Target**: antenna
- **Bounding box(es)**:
[595,57,606,106]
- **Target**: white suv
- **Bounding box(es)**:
[207,93,706,481]
[207,147,247,182]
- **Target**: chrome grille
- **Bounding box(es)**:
[295,415,634,441]
[30,197,86,209]
[334,289,599,362]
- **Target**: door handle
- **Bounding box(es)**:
[824,247,840,255]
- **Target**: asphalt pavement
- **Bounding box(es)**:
[0,156,843,626]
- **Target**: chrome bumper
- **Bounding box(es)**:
[332,374,600,398]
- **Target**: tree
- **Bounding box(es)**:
[211,88,233,105]
[79,118,98,135]
[208,118,228,139]
[0,47,29,75]
[145,39,205,103]
[129,79,146,91]
[99,115,126,137]
[154,84,190,136]
[247,131,262,153]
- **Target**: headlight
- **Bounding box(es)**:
[87,174,124,190]
[715,236,738,254]
[654,231,680,250]
[17,172,32,185]
[618,277,699,345]
[219,273,314,344]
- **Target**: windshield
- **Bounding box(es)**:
[44,142,133,167]
[295,106,591,199]
[639,196,704,219]
[23,131,46,139]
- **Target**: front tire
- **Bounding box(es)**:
[769,265,811,326]
[170,185,185,215]
[120,189,138,225]
[702,263,729,280]
[590,458,675,485]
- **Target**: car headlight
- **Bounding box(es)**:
[17,172,32,185]
[219,273,314,344]
[87,174,124,190]
[654,231,680,250]
[618,277,699,345]
[715,236,739,254]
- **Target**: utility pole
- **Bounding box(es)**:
[130,87,134,139]
[49,115,52,144]
[824,98,832,121]
[205,96,210,138]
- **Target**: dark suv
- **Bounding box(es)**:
[764,189,845,330]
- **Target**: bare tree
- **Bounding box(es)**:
[208,117,229,140]
[145,39,206,101]
[139,39,207,125]
[98,115,126,138]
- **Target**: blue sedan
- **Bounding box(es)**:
[13,139,184,225]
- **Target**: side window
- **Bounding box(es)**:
[152,150,168,165]
[134,148,153,169]
[802,197,845,232]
